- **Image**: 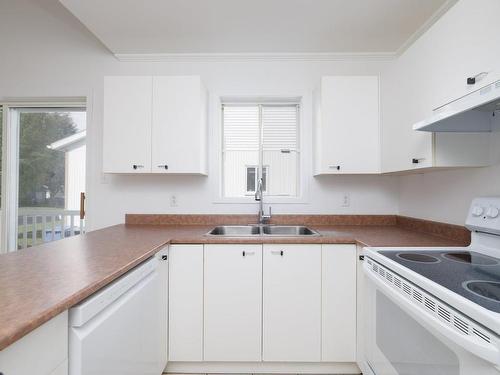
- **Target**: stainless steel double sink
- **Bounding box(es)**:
[206,225,320,237]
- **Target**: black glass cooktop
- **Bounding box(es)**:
[380,250,500,313]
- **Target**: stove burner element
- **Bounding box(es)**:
[396,253,440,263]
[443,251,499,266]
[464,281,500,303]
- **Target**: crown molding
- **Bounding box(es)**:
[396,0,458,56]
[114,52,398,63]
[114,0,457,64]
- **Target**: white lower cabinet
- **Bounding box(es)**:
[168,243,357,370]
[322,244,357,362]
[204,244,262,361]
[168,244,204,361]
[263,244,322,362]
[156,247,169,371]
[0,312,68,375]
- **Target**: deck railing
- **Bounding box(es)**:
[17,209,85,249]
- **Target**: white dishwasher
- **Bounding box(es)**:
[69,256,165,375]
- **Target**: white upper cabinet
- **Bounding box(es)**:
[381,0,499,173]
[103,76,153,173]
[204,244,262,362]
[152,76,208,174]
[382,77,492,173]
[314,76,380,175]
[103,75,208,174]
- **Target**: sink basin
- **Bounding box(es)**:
[206,225,320,237]
[207,225,260,236]
[262,225,320,236]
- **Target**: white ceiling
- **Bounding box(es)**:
[59,0,454,56]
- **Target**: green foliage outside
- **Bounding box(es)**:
[0,110,78,209]
[18,112,77,208]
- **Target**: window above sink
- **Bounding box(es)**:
[221,101,300,199]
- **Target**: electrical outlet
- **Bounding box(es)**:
[100,173,109,184]
[342,193,350,207]
[170,195,178,207]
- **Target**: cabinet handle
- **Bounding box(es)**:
[328,165,341,170]
[467,72,488,85]
[242,251,255,257]
[161,254,168,261]
[271,250,284,256]
[412,158,425,164]
[157,165,169,170]
[132,164,144,170]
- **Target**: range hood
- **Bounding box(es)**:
[413,79,500,132]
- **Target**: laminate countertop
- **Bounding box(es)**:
[0,222,469,351]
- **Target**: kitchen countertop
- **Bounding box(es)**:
[0,222,468,351]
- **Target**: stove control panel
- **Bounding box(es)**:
[466,197,500,235]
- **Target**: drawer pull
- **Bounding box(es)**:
[271,250,284,256]
[242,251,255,257]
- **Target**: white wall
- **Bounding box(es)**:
[384,0,500,225]
[0,0,399,230]
[3,0,498,229]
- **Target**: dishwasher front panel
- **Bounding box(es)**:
[69,258,163,375]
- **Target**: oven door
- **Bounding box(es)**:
[361,258,500,375]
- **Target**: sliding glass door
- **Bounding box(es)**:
[1,105,86,251]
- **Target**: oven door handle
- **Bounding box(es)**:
[364,263,500,366]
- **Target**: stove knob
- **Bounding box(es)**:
[486,206,499,219]
[472,205,484,217]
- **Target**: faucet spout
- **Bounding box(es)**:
[255,177,271,224]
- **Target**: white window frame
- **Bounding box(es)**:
[0,100,86,253]
[217,97,307,204]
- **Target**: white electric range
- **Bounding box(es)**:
[360,197,500,375]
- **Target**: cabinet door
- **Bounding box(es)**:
[263,244,321,362]
[0,312,68,375]
[152,76,208,175]
[316,76,380,174]
[103,76,152,173]
[156,247,169,371]
[322,244,357,362]
[169,245,203,361]
[204,244,262,361]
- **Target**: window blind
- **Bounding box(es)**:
[262,106,298,151]
[223,106,259,151]
[223,104,298,151]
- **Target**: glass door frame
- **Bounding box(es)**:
[0,101,86,253]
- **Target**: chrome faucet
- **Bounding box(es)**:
[255,177,272,224]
